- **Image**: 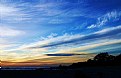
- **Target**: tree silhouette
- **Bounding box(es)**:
[115,54,121,63]
[37,53,121,70]
[108,55,115,62]
[93,52,109,62]
[68,52,121,68]
[87,59,93,63]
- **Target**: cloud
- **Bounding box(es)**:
[34,2,65,16]
[48,18,73,24]
[87,11,121,28]
[94,25,121,34]
[0,44,15,50]
[0,1,32,22]
[0,26,25,37]
[51,39,121,56]
[6,25,121,61]
[45,53,85,57]
[22,33,83,49]
[27,25,121,49]
[0,1,84,25]
[71,39,121,53]
[34,1,91,24]
[0,38,8,44]
[0,0,103,25]
[2,39,121,62]
[2,26,121,62]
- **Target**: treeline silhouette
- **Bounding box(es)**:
[56,52,121,69]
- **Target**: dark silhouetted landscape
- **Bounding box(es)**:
[1,52,121,78]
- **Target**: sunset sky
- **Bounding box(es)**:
[0,0,121,66]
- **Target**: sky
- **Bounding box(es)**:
[0,0,121,66]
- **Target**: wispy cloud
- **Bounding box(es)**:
[87,11,121,28]
[20,33,83,49]
[0,26,25,37]
[2,24,121,62]
[25,25,121,50]
[0,1,32,22]
[0,44,16,50]
[5,25,121,55]
[94,25,121,34]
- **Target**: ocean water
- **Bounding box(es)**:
[1,67,49,70]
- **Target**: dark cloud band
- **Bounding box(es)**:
[45,53,86,56]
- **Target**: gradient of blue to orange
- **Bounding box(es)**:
[0,0,121,67]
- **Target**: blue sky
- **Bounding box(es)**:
[1,0,121,66]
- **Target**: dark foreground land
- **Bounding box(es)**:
[1,66,121,78]
[1,53,121,78]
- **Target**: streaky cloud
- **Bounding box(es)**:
[29,25,121,49]
[45,53,86,57]
[0,26,25,37]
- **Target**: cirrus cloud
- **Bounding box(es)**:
[0,26,25,37]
